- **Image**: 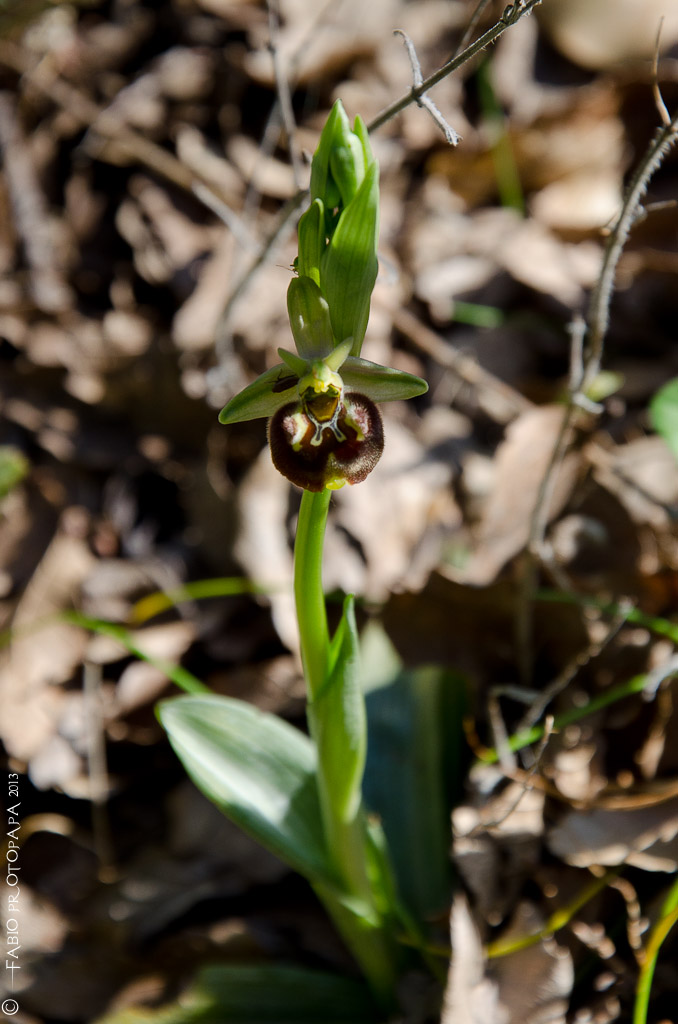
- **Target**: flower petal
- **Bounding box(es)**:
[340,357,428,402]
[218,364,299,424]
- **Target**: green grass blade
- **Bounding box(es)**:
[63,611,209,694]
[633,876,678,1024]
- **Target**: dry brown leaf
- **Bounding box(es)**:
[464,406,581,585]
[0,519,95,764]
[591,435,678,531]
[329,414,458,601]
[233,447,297,655]
[490,903,574,1024]
[538,0,678,69]
[548,797,678,871]
[442,895,507,1024]
[244,0,400,87]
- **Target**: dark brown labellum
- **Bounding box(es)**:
[268,392,384,491]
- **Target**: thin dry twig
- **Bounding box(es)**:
[394,30,460,145]
[390,306,533,421]
[0,90,72,313]
[453,0,495,59]
[516,102,678,683]
[652,18,671,128]
[583,106,678,390]
[0,40,243,226]
[267,0,304,189]
[367,0,543,135]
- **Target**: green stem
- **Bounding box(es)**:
[294,489,331,698]
[293,488,397,1004]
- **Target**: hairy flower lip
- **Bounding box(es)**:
[268,391,384,492]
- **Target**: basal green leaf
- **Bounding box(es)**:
[287,276,335,359]
[94,963,378,1024]
[320,161,379,355]
[340,358,428,402]
[362,627,464,920]
[650,376,678,461]
[218,365,298,424]
[158,695,336,885]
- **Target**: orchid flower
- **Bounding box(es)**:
[219,101,427,491]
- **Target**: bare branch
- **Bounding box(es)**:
[652,18,671,127]
[453,0,495,59]
[367,0,543,135]
[583,107,678,389]
[394,29,460,145]
[267,0,304,189]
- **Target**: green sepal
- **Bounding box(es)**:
[158,694,339,886]
[218,364,298,424]
[321,160,379,356]
[341,357,428,402]
[330,130,365,208]
[311,596,366,823]
[352,115,375,176]
[324,337,353,371]
[287,275,335,359]
[297,199,325,286]
[278,347,308,377]
[310,100,344,210]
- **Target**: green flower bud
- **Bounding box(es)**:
[320,159,378,355]
[287,276,334,359]
[297,199,325,286]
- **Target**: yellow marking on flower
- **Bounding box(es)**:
[287,410,310,450]
[299,360,344,397]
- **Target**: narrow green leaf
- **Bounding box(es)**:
[650,376,678,461]
[131,577,272,623]
[287,276,335,359]
[320,161,379,355]
[158,695,337,885]
[340,358,428,401]
[362,625,461,920]
[62,611,209,695]
[94,963,378,1024]
[312,596,366,822]
[218,365,298,424]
